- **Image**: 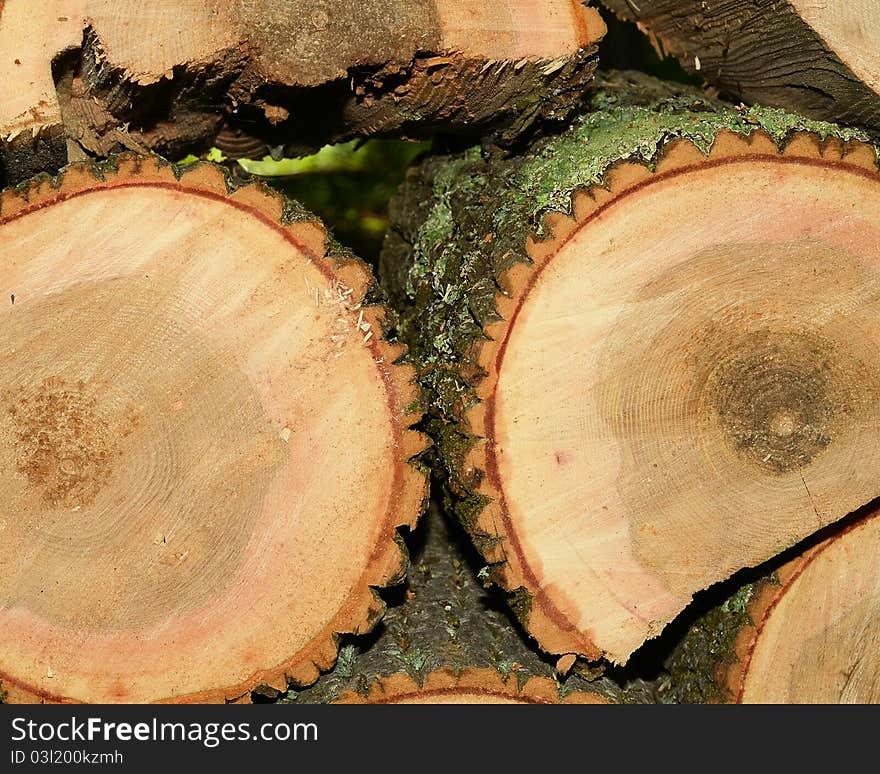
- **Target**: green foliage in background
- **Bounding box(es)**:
[180,17,695,266]
[183,140,429,265]
[257,140,430,264]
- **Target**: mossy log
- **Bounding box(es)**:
[0,155,427,703]
[600,1,880,131]
[381,70,880,669]
[0,0,606,186]
[666,504,880,704]
[286,505,655,704]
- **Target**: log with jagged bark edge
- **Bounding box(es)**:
[0,154,427,704]
[600,1,880,132]
[334,668,609,704]
[285,507,655,704]
[728,508,880,703]
[0,0,606,187]
[665,504,880,703]
[381,70,880,668]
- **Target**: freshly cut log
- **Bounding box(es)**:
[666,505,880,703]
[334,667,609,704]
[0,155,427,703]
[600,0,880,131]
[287,507,647,704]
[382,72,880,667]
[0,0,606,185]
[727,509,880,703]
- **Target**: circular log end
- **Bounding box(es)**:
[0,155,428,703]
[466,129,880,664]
[725,506,880,704]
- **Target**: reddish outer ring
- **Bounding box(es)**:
[0,179,409,702]
[483,151,880,656]
[732,509,877,703]
[365,687,545,704]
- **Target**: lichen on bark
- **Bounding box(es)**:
[283,507,655,704]
[658,581,761,703]
[380,69,878,650]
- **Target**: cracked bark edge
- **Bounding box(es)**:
[333,666,610,703]
[600,0,880,131]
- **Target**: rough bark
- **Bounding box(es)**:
[285,505,655,704]
[381,70,880,668]
[0,0,606,186]
[600,1,880,132]
[0,154,427,703]
[664,503,880,703]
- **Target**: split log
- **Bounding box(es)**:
[382,71,880,667]
[667,505,880,703]
[285,506,653,704]
[600,1,880,131]
[0,0,606,186]
[0,154,427,703]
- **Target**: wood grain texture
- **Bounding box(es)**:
[600,0,880,130]
[725,508,880,703]
[0,155,427,703]
[0,0,605,185]
[382,73,880,667]
[474,132,880,664]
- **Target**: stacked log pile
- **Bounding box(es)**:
[0,1,877,705]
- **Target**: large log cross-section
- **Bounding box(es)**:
[383,73,880,666]
[0,156,427,703]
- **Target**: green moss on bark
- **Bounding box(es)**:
[658,582,762,703]
[284,508,655,704]
[380,69,877,650]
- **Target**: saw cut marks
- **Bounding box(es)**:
[0,156,426,703]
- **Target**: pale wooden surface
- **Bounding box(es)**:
[0,0,605,182]
[0,157,426,703]
[731,509,880,703]
[791,1,880,92]
[465,132,880,663]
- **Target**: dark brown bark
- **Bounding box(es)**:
[600,0,880,131]
[283,506,656,704]
[0,0,605,186]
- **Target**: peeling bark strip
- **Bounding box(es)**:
[669,505,880,704]
[0,155,427,703]
[382,71,880,667]
[0,0,606,185]
[600,0,880,131]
